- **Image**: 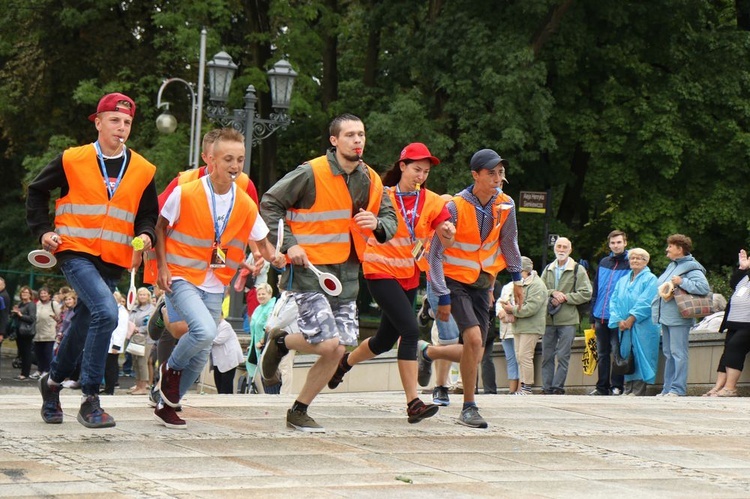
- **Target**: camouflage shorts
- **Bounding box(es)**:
[292,292,359,346]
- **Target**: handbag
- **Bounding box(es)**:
[126,331,147,356]
[612,330,635,376]
[126,341,145,356]
[672,287,713,319]
[581,328,598,376]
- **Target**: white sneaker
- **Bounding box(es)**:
[663,392,680,398]
[611,387,623,396]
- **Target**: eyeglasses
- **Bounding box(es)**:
[629,256,647,261]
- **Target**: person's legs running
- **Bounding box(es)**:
[164,280,222,400]
[426,280,459,397]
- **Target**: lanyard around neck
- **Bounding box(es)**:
[395,185,420,241]
[94,141,127,199]
[207,178,235,243]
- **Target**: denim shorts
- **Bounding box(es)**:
[426,281,459,344]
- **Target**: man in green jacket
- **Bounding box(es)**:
[540,237,592,394]
[258,114,397,433]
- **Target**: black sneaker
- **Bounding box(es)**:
[327,353,350,390]
[154,402,186,429]
[407,399,439,424]
[417,340,433,387]
[417,295,432,327]
[39,373,63,424]
[158,362,182,408]
[77,394,116,428]
[286,409,325,433]
[148,295,166,341]
[432,385,450,406]
[260,328,288,381]
[589,389,609,396]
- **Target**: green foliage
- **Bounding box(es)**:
[1,0,750,286]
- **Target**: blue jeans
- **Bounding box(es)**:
[502,338,519,380]
[166,279,223,398]
[661,324,690,395]
[542,325,576,391]
[426,281,459,344]
[52,257,118,395]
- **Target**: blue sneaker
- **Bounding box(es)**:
[432,385,450,406]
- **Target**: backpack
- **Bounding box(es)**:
[572,263,592,319]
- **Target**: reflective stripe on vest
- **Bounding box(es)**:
[362,188,447,278]
[55,144,155,268]
[286,155,382,264]
[443,193,512,283]
[165,179,254,286]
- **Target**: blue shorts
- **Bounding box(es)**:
[426,281,459,344]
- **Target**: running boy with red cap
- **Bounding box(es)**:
[27,92,159,429]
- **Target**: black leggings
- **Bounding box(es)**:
[718,327,750,372]
[366,279,418,360]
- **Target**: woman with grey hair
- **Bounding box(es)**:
[499,257,547,395]
[608,248,660,396]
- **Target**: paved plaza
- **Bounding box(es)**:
[0,383,749,498]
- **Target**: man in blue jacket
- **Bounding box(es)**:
[589,230,630,395]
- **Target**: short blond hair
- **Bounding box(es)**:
[255,283,273,295]
[628,247,650,263]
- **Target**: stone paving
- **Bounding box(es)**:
[0,384,749,498]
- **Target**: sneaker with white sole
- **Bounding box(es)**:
[417,340,433,387]
[154,402,186,429]
[286,409,325,433]
[432,385,450,406]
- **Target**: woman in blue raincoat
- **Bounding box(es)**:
[608,248,660,396]
[246,283,277,380]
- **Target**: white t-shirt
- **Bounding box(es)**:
[161,176,269,293]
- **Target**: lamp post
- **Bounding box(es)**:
[204,52,297,328]
[155,29,207,169]
[154,31,297,330]
[204,54,297,176]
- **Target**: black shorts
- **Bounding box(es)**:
[445,277,491,345]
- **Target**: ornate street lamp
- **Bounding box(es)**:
[204,52,297,176]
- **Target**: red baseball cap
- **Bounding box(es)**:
[88,93,136,122]
[398,142,440,165]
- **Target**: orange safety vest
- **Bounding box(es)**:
[55,144,155,268]
[286,155,382,264]
[442,193,514,284]
[142,169,254,285]
[178,168,251,194]
[362,188,446,278]
[165,179,254,286]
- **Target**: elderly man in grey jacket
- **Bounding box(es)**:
[540,237,592,394]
